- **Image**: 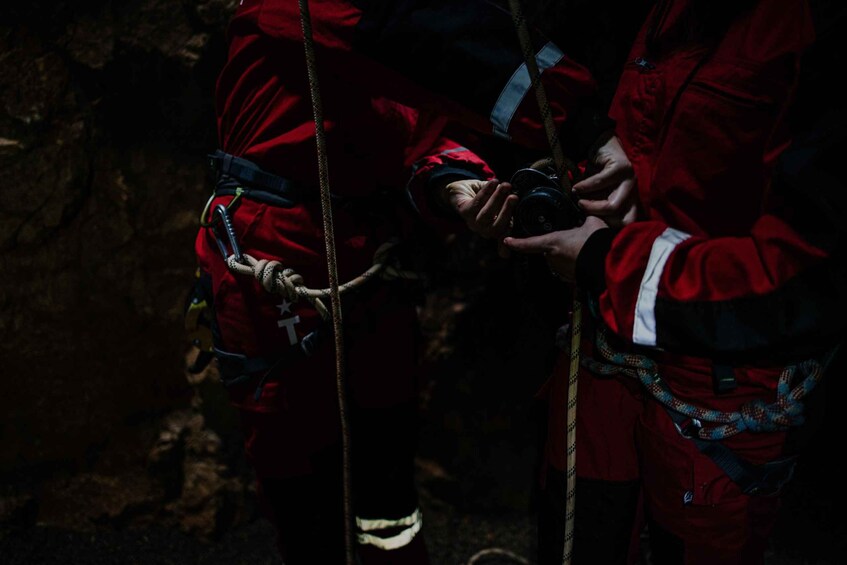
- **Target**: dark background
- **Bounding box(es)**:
[1,1,844,563]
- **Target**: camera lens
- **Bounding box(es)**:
[510,167,583,236]
[516,188,570,236]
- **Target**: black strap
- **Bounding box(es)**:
[665,408,797,496]
[214,325,327,400]
[208,150,304,207]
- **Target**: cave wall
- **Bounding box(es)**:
[0,0,247,532]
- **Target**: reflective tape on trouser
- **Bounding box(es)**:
[355,508,422,550]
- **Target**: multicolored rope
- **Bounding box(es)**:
[583,328,825,441]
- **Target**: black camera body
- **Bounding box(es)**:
[510,162,584,237]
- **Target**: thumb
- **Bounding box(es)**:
[446,178,491,208]
[502,233,556,254]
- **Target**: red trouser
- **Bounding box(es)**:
[196,195,428,564]
[542,339,787,565]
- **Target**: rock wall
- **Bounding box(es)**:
[1,0,245,535]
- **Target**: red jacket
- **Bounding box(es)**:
[577,0,845,360]
[203,0,606,303]
[216,0,605,183]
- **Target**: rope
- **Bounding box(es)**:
[466,547,532,565]
[583,328,825,440]
[224,239,412,321]
[506,0,573,190]
[507,2,581,563]
[298,1,354,563]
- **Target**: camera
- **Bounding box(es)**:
[510,159,584,237]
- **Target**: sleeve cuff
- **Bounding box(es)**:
[426,164,486,217]
[575,227,614,299]
[427,164,485,188]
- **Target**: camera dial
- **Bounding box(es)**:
[510,167,583,237]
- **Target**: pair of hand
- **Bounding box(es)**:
[443,135,636,281]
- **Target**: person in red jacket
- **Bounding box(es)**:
[194,1,635,563]
[505,1,846,563]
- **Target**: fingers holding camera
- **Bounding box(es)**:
[503,216,608,282]
[476,182,517,238]
[572,135,637,228]
[445,178,518,239]
[577,176,636,228]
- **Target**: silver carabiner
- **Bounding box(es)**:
[211,203,244,264]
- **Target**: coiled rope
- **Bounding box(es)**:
[584,328,825,440]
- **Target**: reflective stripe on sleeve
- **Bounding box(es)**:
[489,41,565,140]
[632,227,691,347]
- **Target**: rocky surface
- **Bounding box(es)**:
[1,0,242,538]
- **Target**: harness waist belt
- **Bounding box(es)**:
[208,150,303,207]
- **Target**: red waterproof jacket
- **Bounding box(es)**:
[216,0,606,178]
[205,0,608,291]
[575,0,845,360]
[544,1,847,530]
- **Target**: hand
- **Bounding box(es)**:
[572,135,637,228]
[443,178,518,240]
[502,216,608,282]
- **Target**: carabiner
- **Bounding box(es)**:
[211,204,244,264]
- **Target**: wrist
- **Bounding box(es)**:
[575,227,614,298]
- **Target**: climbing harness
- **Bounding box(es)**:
[584,326,837,495]
[198,7,422,561]
[584,328,828,441]
[214,324,326,400]
[201,153,418,323]
[184,269,216,374]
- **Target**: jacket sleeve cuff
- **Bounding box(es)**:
[575,227,614,299]
[427,164,485,188]
[426,164,486,216]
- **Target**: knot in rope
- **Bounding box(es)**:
[226,253,330,319]
[736,398,804,434]
[227,254,305,300]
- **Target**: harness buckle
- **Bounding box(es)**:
[673,417,703,439]
[743,457,798,497]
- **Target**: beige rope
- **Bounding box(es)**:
[466,547,532,565]
[506,0,574,190]
[506,2,582,563]
[298,0,354,562]
[224,239,414,320]
[563,292,582,563]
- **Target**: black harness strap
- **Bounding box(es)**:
[208,151,304,208]
[665,408,797,497]
[215,326,327,400]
